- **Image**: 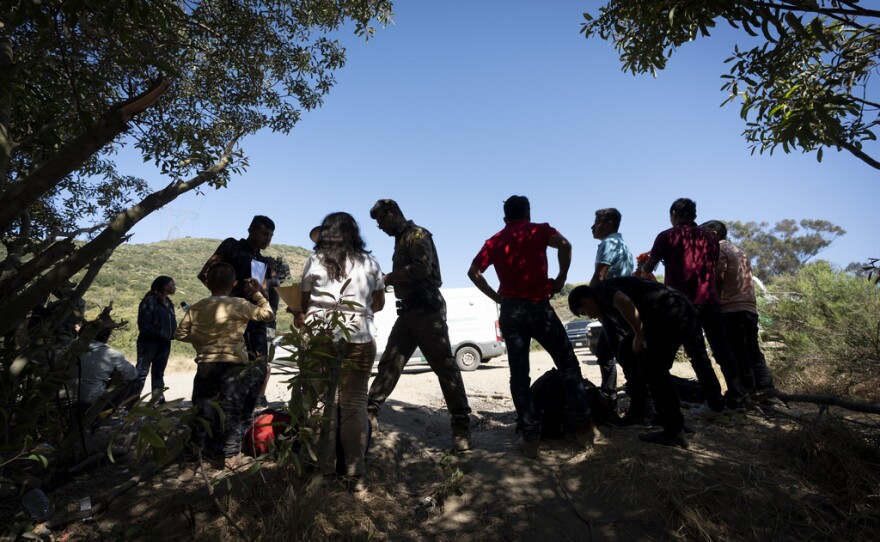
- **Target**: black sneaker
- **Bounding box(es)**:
[452,431,471,452]
[607,411,654,428]
[639,429,689,449]
[520,437,539,458]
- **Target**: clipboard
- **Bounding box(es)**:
[274,284,302,310]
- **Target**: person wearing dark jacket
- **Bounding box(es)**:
[134,276,177,403]
[568,278,699,449]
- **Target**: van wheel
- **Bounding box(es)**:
[455,346,480,371]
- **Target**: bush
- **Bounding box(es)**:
[764,262,880,401]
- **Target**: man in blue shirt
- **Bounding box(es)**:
[590,208,634,285]
[588,208,649,424]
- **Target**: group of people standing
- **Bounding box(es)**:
[568,197,774,449]
[111,193,773,487]
[81,217,281,473]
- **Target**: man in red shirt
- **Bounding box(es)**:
[468,195,596,458]
[640,198,744,418]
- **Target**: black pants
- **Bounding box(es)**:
[190,362,258,458]
[133,338,171,400]
[723,311,773,393]
[594,321,618,395]
[621,304,699,434]
[241,320,269,422]
[682,303,744,410]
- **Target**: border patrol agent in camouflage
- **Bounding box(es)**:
[367,199,472,451]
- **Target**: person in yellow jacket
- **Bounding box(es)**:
[175,262,274,476]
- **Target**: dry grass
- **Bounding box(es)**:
[27,390,880,541]
[580,408,880,542]
[781,418,880,506]
[167,354,196,373]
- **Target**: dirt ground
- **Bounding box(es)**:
[21,350,880,541]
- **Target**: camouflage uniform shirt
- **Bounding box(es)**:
[391,220,443,300]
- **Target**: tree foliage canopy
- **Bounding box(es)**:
[0,0,391,481]
[726,218,845,280]
[581,1,880,169]
[3,0,392,238]
[0,0,392,336]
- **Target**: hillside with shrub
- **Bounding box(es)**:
[82,238,311,360]
[760,262,880,403]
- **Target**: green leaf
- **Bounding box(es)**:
[769,104,787,116]
[139,425,166,448]
[26,454,49,468]
[785,12,806,38]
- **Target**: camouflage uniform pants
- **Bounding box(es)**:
[368,305,471,434]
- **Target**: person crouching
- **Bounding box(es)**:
[568,278,698,449]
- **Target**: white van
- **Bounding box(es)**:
[372,287,506,371]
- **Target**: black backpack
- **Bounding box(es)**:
[670,375,704,404]
[531,368,614,439]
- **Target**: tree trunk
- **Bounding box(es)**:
[0,28,13,191]
[0,78,171,235]
[0,137,238,337]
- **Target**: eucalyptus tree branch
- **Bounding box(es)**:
[848,95,880,110]
[831,137,880,170]
[11,115,65,151]
[751,0,880,19]
[0,77,172,235]
[770,388,880,414]
[0,133,241,336]
[50,221,111,240]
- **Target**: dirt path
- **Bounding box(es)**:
[334,351,667,541]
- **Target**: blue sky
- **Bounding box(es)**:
[127,0,879,288]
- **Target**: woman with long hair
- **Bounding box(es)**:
[135,275,177,404]
[298,212,385,488]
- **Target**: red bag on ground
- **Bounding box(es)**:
[243,409,292,456]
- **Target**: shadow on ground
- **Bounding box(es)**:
[37,394,880,542]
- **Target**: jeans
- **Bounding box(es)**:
[723,311,773,393]
[368,303,471,433]
[499,298,590,440]
[190,362,258,458]
[594,319,620,395]
[134,338,170,400]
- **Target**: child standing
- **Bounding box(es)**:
[175,262,274,476]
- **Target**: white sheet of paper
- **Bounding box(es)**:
[251,260,267,285]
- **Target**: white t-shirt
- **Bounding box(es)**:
[301,253,384,343]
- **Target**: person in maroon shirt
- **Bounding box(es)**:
[640,198,744,417]
[468,195,596,458]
